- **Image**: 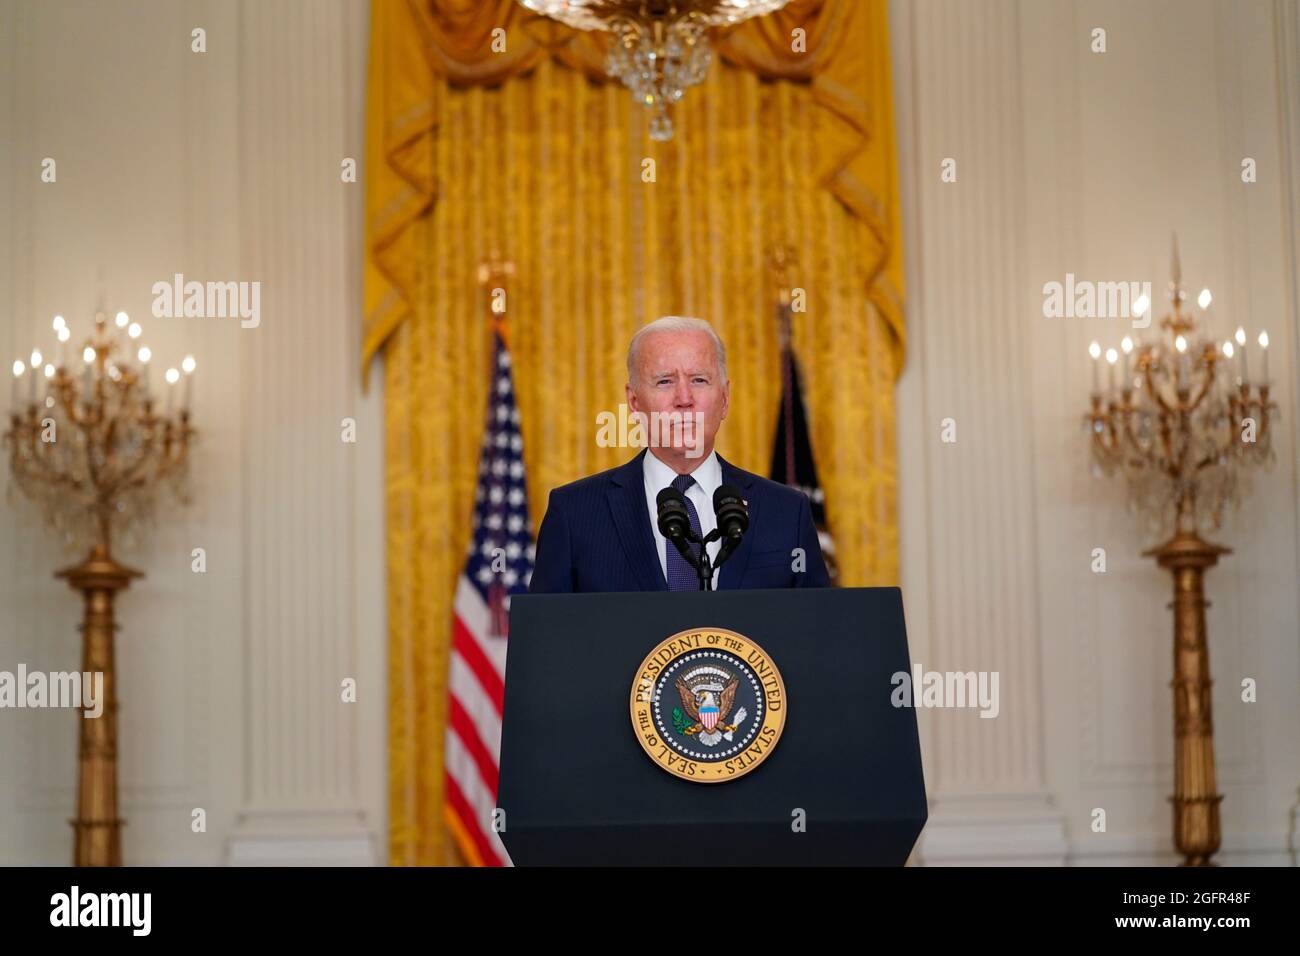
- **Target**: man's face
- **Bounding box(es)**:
[626,329,730,462]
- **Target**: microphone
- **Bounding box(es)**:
[656,486,696,545]
[656,486,702,575]
[713,484,748,562]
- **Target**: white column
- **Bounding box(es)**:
[1275,0,1300,865]
[225,0,382,866]
[893,0,1067,865]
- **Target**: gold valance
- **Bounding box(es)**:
[364,0,904,384]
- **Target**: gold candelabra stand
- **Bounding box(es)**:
[4,309,196,866]
[1084,249,1275,866]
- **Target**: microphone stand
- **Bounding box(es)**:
[668,528,711,591]
[671,527,742,592]
[695,529,720,591]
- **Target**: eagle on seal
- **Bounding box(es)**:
[675,675,742,746]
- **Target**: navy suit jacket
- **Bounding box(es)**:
[529,449,831,593]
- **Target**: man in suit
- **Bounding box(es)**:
[530,316,830,593]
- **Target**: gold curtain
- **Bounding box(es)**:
[366,0,905,866]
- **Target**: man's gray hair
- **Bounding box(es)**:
[626,316,728,384]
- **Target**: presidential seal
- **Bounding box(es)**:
[629,627,786,783]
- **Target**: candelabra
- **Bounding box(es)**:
[4,309,196,866]
[1084,246,1275,866]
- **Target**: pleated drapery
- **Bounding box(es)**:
[366,0,906,865]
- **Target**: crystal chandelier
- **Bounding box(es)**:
[519,0,791,141]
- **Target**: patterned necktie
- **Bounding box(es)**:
[665,473,703,591]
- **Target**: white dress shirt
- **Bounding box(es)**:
[643,448,722,588]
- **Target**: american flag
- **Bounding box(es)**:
[445,329,533,867]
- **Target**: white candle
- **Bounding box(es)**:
[1175,336,1188,390]
[1131,293,1151,324]
[1120,337,1133,388]
[1234,327,1247,383]
[82,345,96,403]
[11,359,23,408]
[1089,341,1101,393]
[1105,348,1118,394]
[165,367,179,414]
[112,312,128,355]
[181,354,195,412]
[137,346,152,402]
[1258,331,1269,383]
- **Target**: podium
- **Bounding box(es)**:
[497,587,927,865]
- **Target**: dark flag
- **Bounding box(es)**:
[769,302,838,583]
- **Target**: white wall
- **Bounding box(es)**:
[894,0,1300,865]
[3,0,1295,868]
[0,0,385,865]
